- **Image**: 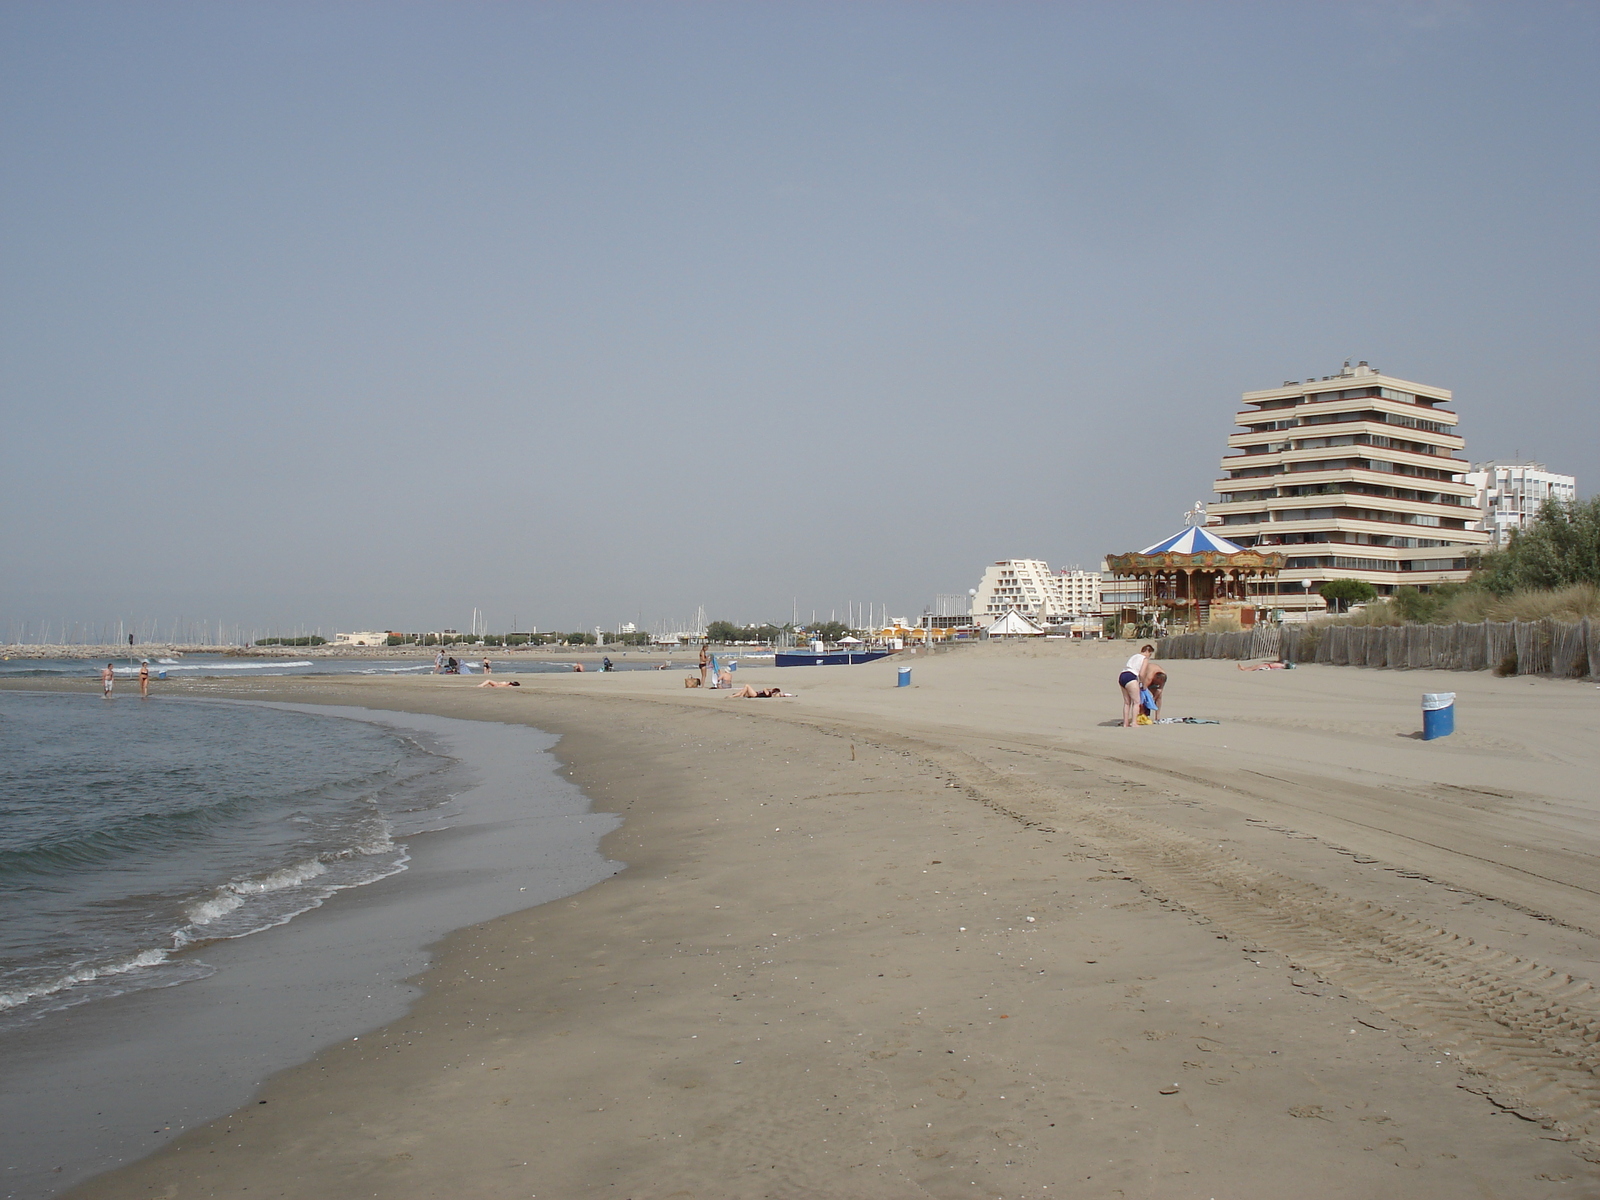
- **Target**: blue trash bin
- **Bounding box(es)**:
[1422,692,1455,740]
[897,666,912,688]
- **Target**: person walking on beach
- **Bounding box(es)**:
[138,660,150,699]
[698,642,710,687]
[1119,644,1154,728]
[101,662,115,699]
[481,657,492,674]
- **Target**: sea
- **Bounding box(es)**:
[0,687,623,1198]
[0,692,451,1029]
[0,651,720,683]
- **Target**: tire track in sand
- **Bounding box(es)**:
[788,718,1600,1162]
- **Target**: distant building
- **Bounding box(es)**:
[970,560,1102,624]
[1209,362,1489,600]
[1460,461,1577,548]
[1098,568,1144,614]
[334,631,392,646]
[1057,569,1101,615]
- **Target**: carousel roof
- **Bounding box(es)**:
[1138,526,1246,555]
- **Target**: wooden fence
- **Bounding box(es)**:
[1158,618,1596,679]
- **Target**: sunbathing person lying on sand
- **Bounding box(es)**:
[728,685,793,698]
[1238,660,1295,671]
[477,679,522,687]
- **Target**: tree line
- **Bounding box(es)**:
[377,631,651,648]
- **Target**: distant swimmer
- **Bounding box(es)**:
[139,660,150,698]
[477,679,521,688]
[101,662,115,699]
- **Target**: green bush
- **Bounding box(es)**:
[1317,578,1376,613]
[706,620,791,644]
[1472,497,1600,595]
[1388,587,1446,624]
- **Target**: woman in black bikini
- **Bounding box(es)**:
[1119,644,1154,728]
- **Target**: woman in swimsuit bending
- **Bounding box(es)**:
[1119,644,1154,728]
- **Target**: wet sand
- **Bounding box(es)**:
[44,642,1600,1197]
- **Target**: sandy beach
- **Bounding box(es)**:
[24,641,1600,1197]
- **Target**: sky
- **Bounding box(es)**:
[3,1,1597,640]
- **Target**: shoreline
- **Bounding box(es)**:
[13,647,1600,1195]
[0,699,618,1200]
[0,643,762,663]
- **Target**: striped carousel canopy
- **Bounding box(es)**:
[1139,526,1246,555]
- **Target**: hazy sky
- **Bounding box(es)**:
[4,1,1597,639]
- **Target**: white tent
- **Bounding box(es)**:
[985,611,1045,637]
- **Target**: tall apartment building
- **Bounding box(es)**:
[970,560,1102,623]
[1461,461,1577,548]
[1057,569,1101,615]
[1209,362,1488,599]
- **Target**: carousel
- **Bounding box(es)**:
[1104,503,1286,632]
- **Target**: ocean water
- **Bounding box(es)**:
[0,653,707,680]
[0,693,455,1029]
[0,696,623,1199]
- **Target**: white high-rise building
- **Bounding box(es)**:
[1460,461,1577,548]
[970,560,1102,623]
[1057,569,1101,615]
[1209,362,1489,597]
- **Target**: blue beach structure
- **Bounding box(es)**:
[1105,503,1286,630]
[1138,526,1250,556]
